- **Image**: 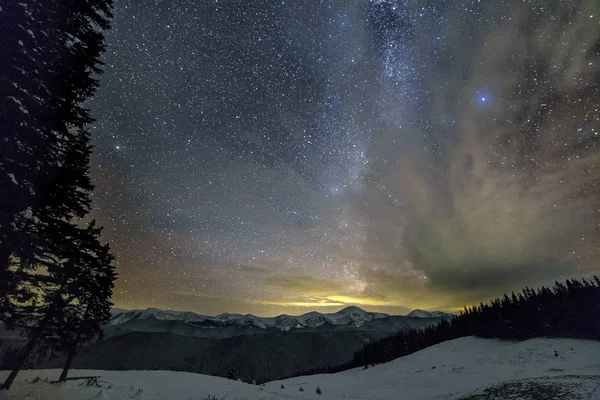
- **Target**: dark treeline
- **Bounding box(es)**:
[270,277,600,381]
[282,276,600,379]
[353,277,600,367]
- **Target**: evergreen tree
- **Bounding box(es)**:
[0,0,113,290]
[0,0,59,323]
[0,0,114,391]
[0,0,50,272]
[48,222,116,382]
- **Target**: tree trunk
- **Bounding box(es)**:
[1,328,41,390]
[58,343,78,382]
[1,305,52,391]
[0,248,12,298]
[58,306,88,382]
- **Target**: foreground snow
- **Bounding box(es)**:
[1,336,599,400]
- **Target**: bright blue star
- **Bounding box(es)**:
[475,91,493,108]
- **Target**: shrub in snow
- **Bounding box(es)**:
[281,384,285,389]
[225,368,239,380]
[82,377,103,387]
[316,387,322,395]
[299,387,304,392]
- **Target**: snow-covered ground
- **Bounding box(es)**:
[1,336,599,400]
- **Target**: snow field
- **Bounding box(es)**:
[1,336,599,399]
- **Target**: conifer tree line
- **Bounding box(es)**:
[352,277,600,367]
[1,0,116,390]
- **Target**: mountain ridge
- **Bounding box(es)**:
[406,309,453,318]
[108,306,453,331]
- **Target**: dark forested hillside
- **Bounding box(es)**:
[353,277,600,366]
[1,330,389,383]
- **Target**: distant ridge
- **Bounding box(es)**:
[406,309,454,319]
[108,306,389,330]
[108,306,452,331]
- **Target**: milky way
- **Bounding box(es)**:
[89,0,600,315]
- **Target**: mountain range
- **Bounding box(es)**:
[1,306,454,382]
[108,306,453,333]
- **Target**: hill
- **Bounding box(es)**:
[33,330,387,383]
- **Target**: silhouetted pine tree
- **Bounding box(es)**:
[46,222,116,382]
[0,0,114,391]
[0,0,56,328]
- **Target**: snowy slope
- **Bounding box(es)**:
[268,336,600,399]
[2,336,599,400]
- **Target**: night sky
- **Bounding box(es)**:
[89,0,600,316]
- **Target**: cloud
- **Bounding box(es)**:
[265,275,347,297]
[357,1,600,304]
[265,274,426,312]
[173,290,346,308]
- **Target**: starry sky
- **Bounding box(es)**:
[89,0,600,316]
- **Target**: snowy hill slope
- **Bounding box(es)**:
[2,336,599,400]
[268,336,600,399]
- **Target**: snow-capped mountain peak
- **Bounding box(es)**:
[108,308,210,325]
[108,306,390,330]
[407,309,453,319]
[337,305,367,314]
